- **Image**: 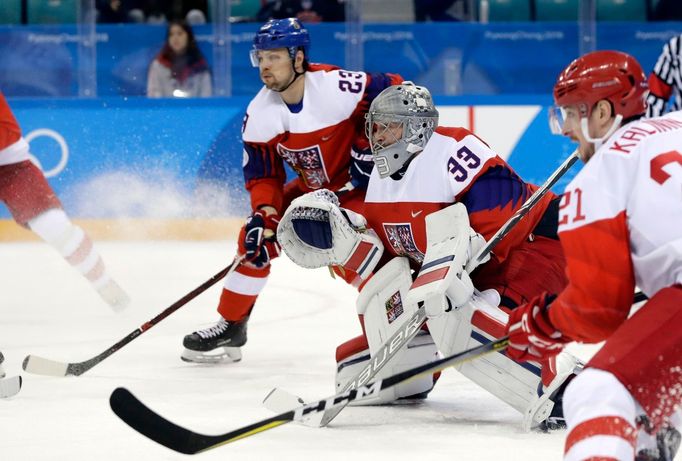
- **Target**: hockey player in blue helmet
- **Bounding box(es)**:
[182,17,404,367]
[249,18,311,93]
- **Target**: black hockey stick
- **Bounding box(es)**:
[110,336,509,454]
[22,258,242,377]
[281,149,582,428]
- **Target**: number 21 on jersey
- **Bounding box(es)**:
[559,188,586,226]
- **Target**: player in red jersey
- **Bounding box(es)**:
[181,18,402,363]
[0,92,129,310]
[505,50,682,460]
[278,82,582,430]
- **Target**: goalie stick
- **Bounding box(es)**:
[264,149,582,427]
[110,336,509,454]
[22,258,243,377]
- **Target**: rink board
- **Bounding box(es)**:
[0,218,243,241]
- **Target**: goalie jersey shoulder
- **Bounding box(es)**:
[365,127,503,204]
[243,65,368,143]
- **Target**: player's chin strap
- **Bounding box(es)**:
[272,60,305,93]
[580,114,622,154]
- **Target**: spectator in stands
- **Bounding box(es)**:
[97,0,145,23]
[147,20,212,98]
[257,0,345,23]
[651,0,682,20]
[176,0,209,22]
[414,0,461,21]
[646,33,682,117]
[144,0,169,23]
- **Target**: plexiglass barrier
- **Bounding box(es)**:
[1,20,680,98]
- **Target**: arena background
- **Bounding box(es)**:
[1,20,680,239]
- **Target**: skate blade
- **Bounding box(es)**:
[180,347,242,364]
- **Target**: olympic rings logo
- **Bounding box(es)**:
[25,128,69,178]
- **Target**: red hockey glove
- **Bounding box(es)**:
[505,293,568,362]
[238,209,281,268]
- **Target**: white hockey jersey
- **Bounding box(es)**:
[550,111,682,342]
[241,63,401,212]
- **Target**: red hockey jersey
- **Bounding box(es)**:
[0,92,21,149]
[241,64,401,213]
[0,92,29,166]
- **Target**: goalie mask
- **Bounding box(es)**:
[365,82,439,178]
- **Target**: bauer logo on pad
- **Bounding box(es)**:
[385,291,404,323]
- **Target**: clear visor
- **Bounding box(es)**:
[249,49,259,67]
[548,105,566,135]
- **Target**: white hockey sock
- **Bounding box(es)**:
[28,209,129,309]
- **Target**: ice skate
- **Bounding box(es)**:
[181,317,247,364]
[97,279,131,312]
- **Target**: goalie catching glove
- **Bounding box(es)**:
[277,189,383,281]
[238,208,281,268]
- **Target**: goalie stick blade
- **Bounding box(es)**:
[263,388,305,413]
[110,387,293,454]
[111,338,508,454]
[22,355,70,377]
[262,388,324,427]
[0,376,22,398]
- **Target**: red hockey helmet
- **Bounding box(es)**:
[553,50,648,124]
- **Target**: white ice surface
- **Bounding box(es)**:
[0,240,597,461]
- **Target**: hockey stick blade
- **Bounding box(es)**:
[23,261,241,377]
[0,376,22,398]
[111,337,508,454]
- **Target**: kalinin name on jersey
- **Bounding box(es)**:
[609,118,682,154]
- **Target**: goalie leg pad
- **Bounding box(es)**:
[336,257,438,405]
[336,331,438,405]
[356,257,417,348]
[523,351,583,431]
[406,203,486,311]
[427,291,551,421]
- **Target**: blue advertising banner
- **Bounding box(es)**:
[3,95,582,220]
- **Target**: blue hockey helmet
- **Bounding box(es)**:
[250,18,310,67]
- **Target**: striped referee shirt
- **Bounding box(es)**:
[647,34,682,117]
